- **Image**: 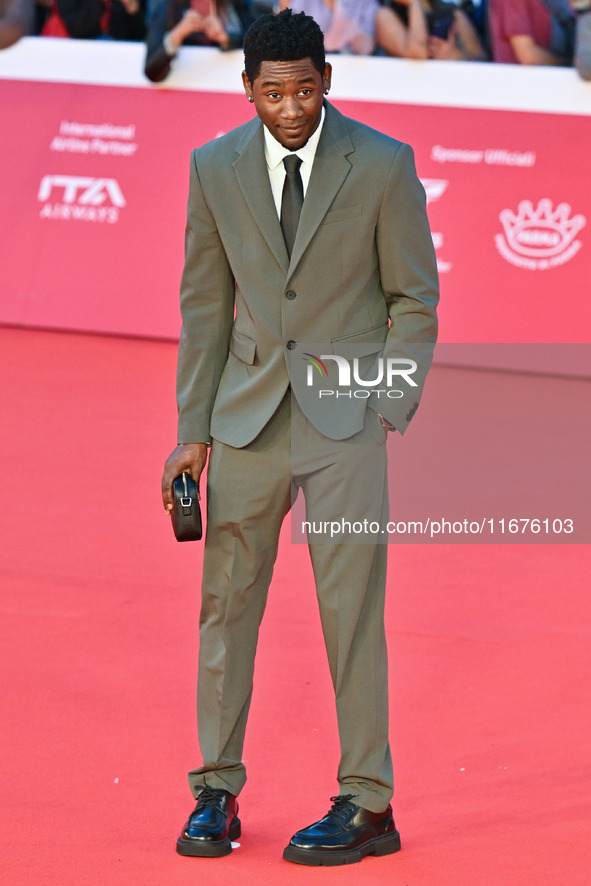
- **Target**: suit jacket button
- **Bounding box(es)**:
[287,340,297,350]
[285,290,297,300]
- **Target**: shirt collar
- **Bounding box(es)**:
[263,106,326,172]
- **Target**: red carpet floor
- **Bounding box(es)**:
[1,327,590,885]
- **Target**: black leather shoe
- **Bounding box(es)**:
[283,794,401,866]
[176,785,241,857]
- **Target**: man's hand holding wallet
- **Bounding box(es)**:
[162,443,208,540]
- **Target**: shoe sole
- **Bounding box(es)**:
[283,829,401,866]
[176,816,241,857]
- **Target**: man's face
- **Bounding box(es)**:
[242,59,332,151]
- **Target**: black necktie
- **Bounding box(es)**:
[280,155,304,257]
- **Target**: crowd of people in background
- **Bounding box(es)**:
[1,0,590,80]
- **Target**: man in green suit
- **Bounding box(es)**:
[162,9,438,866]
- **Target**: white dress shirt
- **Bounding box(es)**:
[263,107,326,218]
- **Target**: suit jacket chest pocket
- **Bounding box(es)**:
[320,204,362,226]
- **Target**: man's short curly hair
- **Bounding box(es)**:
[243,9,326,84]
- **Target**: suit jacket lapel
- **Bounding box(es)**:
[233,120,290,274]
[288,103,354,277]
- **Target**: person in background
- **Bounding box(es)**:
[571,0,591,77]
[144,0,254,82]
[40,0,145,39]
[376,0,487,61]
[466,0,489,49]
[375,0,430,58]
[488,0,574,64]
[0,0,34,47]
[276,0,380,54]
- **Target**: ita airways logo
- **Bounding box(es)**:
[38,175,126,224]
[495,199,586,270]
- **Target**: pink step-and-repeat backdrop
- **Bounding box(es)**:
[1,39,591,346]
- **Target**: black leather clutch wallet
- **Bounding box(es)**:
[171,472,202,542]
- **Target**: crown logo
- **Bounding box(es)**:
[499,199,585,259]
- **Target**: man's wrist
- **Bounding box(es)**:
[376,413,396,432]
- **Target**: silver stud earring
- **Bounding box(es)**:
[248,96,254,103]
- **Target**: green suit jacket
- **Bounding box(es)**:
[177,101,439,447]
